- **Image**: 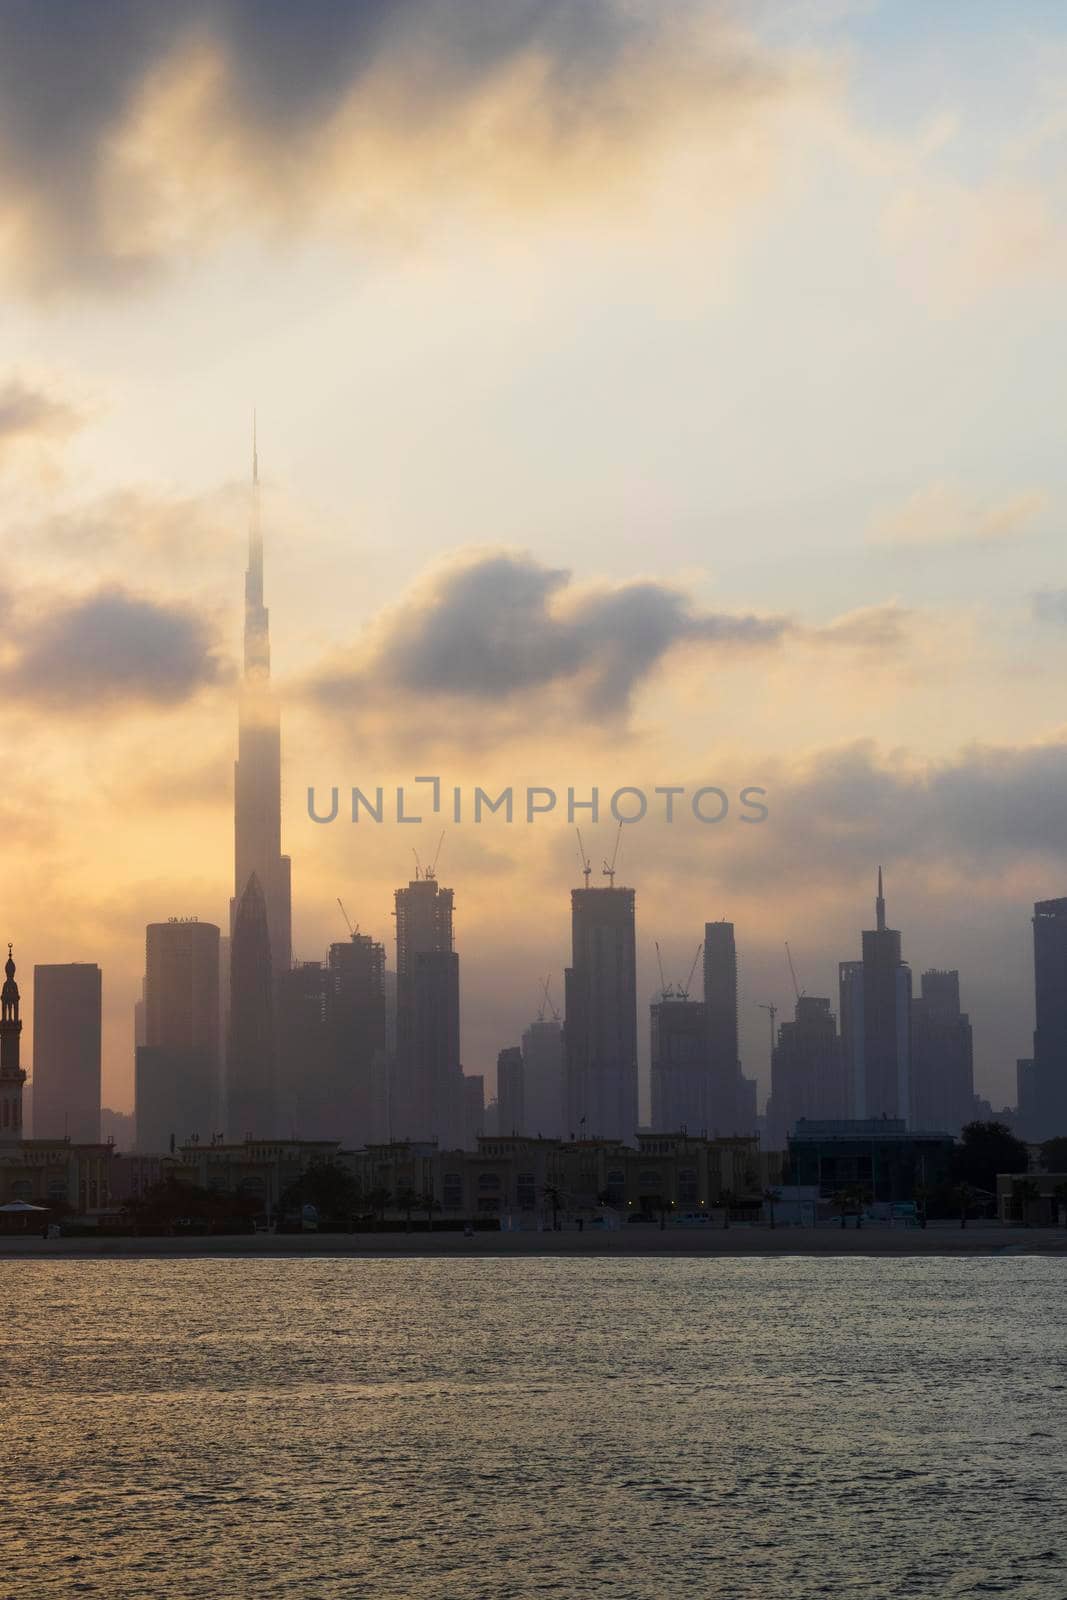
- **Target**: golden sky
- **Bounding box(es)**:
[2,1,1067,1111]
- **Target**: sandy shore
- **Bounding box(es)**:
[1,1225,1064,1259]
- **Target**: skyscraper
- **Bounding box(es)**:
[327,933,389,1145]
[496,1046,525,1135]
[462,1072,485,1148]
[227,432,289,1139]
[704,922,749,1133]
[393,874,462,1146]
[226,874,275,1138]
[135,922,219,1152]
[910,970,975,1134]
[31,963,102,1143]
[564,885,638,1141]
[1032,897,1067,1136]
[0,948,25,1144]
[521,1016,564,1139]
[650,996,708,1132]
[840,870,912,1123]
[765,995,846,1149]
[234,428,291,969]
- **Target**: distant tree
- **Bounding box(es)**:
[420,1191,440,1231]
[720,1188,735,1229]
[913,1183,931,1228]
[540,1184,566,1231]
[953,1182,976,1229]
[1011,1176,1041,1226]
[853,1186,872,1230]
[394,1184,419,1231]
[1053,1181,1067,1226]
[1039,1136,1067,1173]
[763,1188,781,1229]
[830,1189,852,1230]
[281,1162,361,1221]
[366,1186,392,1223]
[953,1122,1029,1195]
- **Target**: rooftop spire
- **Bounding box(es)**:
[244,418,269,680]
[876,865,886,933]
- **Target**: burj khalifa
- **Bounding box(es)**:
[227,426,292,1137]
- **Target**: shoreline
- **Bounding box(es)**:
[2,1225,1065,1260]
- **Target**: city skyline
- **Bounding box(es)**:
[4,2,1067,1110]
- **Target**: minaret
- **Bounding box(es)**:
[0,945,26,1143]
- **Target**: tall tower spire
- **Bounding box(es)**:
[876,865,886,934]
[244,413,268,681]
[232,420,293,1127]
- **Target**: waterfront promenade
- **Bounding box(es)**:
[2,1224,1064,1258]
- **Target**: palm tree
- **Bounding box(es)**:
[853,1186,872,1229]
[420,1190,440,1231]
[953,1182,976,1229]
[395,1184,419,1232]
[1011,1176,1040,1226]
[830,1189,852,1230]
[913,1182,931,1229]
[540,1184,566,1231]
[763,1187,781,1229]
[719,1188,735,1229]
[366,1186,392,1225]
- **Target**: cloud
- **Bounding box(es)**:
[1033,589,1067,626]
[0,583,228,711]
[694,733,1067,896]
[306,550,787,732]
[0,0,788,293]
[868,482,1048,549]
[807,602,910,650]
[0,378,80,458]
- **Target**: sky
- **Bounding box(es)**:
[3,0,1067,1115]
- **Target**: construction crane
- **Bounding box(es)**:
[336,898,358,938]
[755,1001,778,1059]
[538,975,561,1023]
[576,828,592,888]
[785,941,804,1003]
[602,819,623,886]
[426,830,446,880]
[412,847,421,880]
[677,942,703,1002]
[654,941,674,1000]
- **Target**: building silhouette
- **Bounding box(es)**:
[521,1015,564,1139]
[765,995,846,1149]
[650,996,708,1133]
[393,874,462,1147]
[910,969,975,1134]
[1031,897,1067,1137]
[462,1072,485,1148]
[496,1045,525,1135]
[135,921,219,1151]
[327,933,389,1145]
[226,874,275,1137]
[840,870,912,1122]
[703,922,756,1133]
[229,430,290,1132]
[564,885,638,1141]
[31,963,101,1143]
